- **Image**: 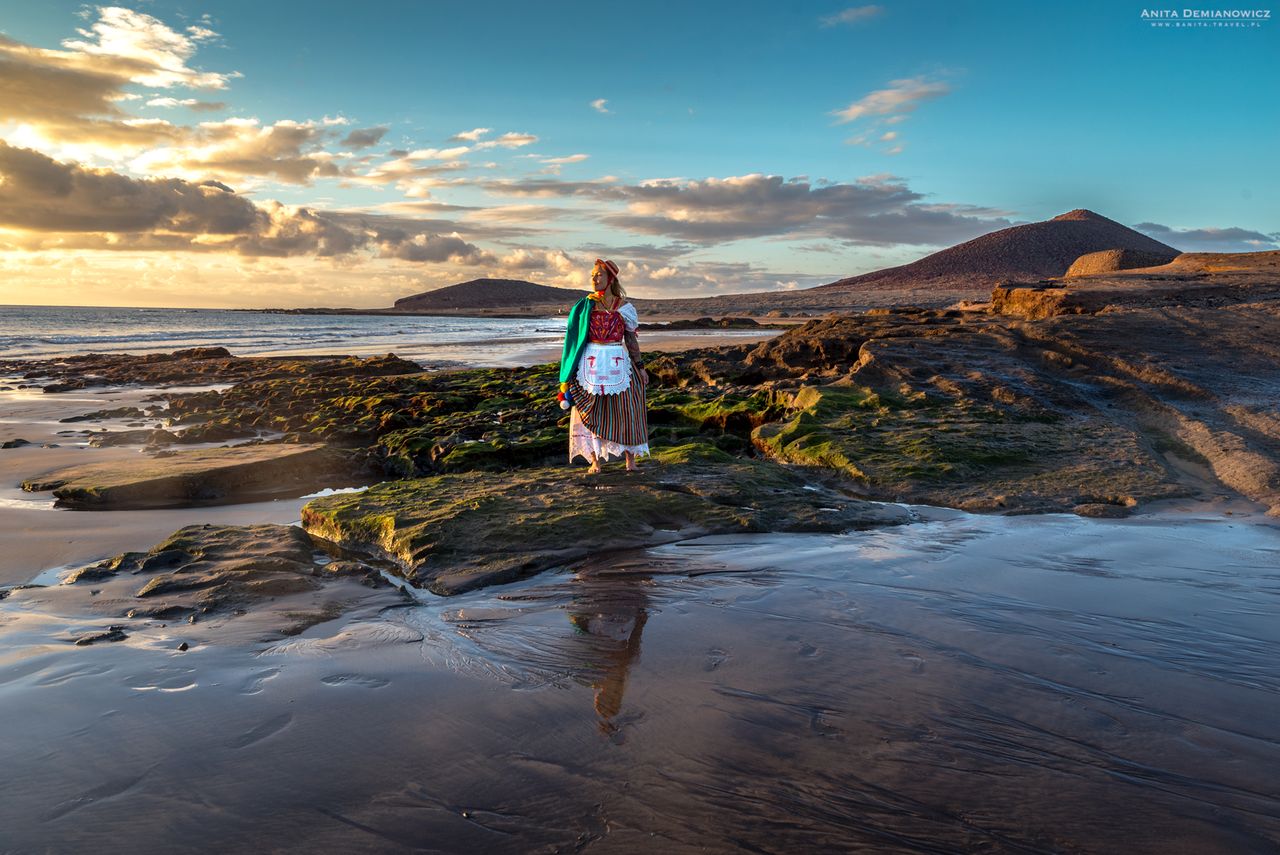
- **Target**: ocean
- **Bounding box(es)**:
[0,304,570,365]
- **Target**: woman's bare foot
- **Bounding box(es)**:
[587,455,602,475]
[624,452,639,472]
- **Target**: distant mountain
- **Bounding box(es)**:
[392,278,583,311]
[384,211,1185,318]
[817,209,1181,293]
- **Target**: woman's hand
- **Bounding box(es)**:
[640,367,649,386]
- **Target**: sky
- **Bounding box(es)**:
[0,0,1276,309]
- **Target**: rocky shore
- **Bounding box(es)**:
[5,250,1279,608]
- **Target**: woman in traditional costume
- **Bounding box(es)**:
[557,259,650,473]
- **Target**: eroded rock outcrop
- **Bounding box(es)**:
[18,523,400,639]
[22,442,361,509]
[0,349,421,393]
[1065,248,1177,278]
[300,443,908,595]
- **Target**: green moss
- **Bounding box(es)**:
[301,450,903,595]
[753,384,1042,486]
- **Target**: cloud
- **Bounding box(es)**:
[405,145,471,160]
[384,233,488,263]
[830,76,951,124]
[830,75,951,153]
[128,118,354,184]
[533,152,590,175]
[0,141,501,262]
[474,132,538,150]
[339,126,389,149]
[0,33,180,151]
[145,97,227,112]
[346,154,473,197]
[449,127,491,142]
[478,176,622,198]
[0,7,244,158]
[0,140,261,233]
[540,153,590,165]
[1132,222,1279,252]
[460,204,588,224]
[590,98,611,114]
[577,251,834,298]
[819,5,884,27]
[479,172,1012,246]
[60,6,239,89]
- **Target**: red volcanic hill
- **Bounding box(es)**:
[392,278,583,311]
[817,209,1181,293]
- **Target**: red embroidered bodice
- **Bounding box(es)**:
[588,308,625,343]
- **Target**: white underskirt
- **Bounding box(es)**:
[568,406,650,463]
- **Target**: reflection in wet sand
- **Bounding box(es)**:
[567,576,650,735]
[2,509,1279,852]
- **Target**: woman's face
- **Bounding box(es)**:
[592,268,608,292]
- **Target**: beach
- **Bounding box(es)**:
[2,501,1277,852]
[3,0,1274,848]
[2,308,1280,852]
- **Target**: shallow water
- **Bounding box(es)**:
[1,509,1278,853]
[0,304,773,365]
[0,304,568,361]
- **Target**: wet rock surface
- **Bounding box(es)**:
[301,443,908,595]
[0,348,422,393]
[21,442,363,509]
[61,523,394,631]
[1,523,405,648]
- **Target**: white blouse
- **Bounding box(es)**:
[617,302,639,332]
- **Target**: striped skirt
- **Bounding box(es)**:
[568,363,650,462]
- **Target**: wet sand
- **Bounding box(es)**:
[1,508,1277,852]
[0,383,354,586]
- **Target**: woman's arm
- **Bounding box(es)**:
[623,328,641,362]
[618,303,647,384]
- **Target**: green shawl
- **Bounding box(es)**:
[558,296,593,386]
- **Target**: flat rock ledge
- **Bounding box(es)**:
[10,523,403,640]
[301,443,910,595]
[21,442,360,509]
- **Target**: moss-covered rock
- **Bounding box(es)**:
[300,444,908,595]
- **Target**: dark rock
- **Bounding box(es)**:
[74,626,128,645]
[301,443,909,595]
[87,429,179,448]
[60,406,148,423]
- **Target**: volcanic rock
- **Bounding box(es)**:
[301,444,908,595]
[21,442,362,509]
[392,278,582,312]
[1065,248,1178,278]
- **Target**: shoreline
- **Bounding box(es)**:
[2,344,1273,591]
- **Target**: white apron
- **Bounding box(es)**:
[576,342,631,395]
